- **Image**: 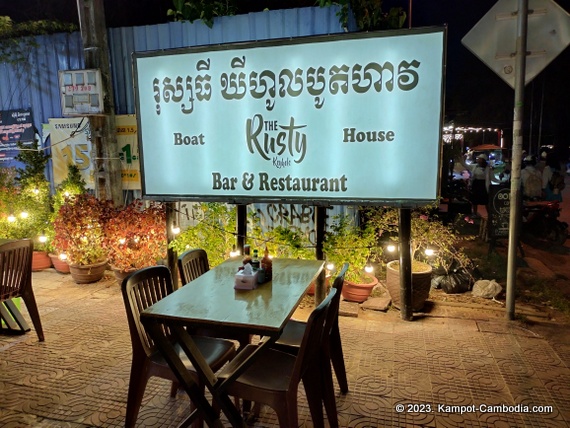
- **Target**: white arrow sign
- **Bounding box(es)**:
[462,0,570,88]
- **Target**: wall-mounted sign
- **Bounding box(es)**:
[116,115,141,190]
[0,109,35,169]
[58,69,104,116]
[48,117,94,188]
[133,27,446,206]
[48,115,140,189]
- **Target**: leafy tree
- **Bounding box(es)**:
[167,0,237,28]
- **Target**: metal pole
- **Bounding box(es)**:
[314,206,326,305]
[166,202,179,289]
[236,204,247,254]
[506,0,528,320]
[398,208,413,321]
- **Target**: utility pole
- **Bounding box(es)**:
[506,0,528,320]
[76,0,123,206]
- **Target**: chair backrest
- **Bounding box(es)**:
[0,239,33,301]
[328,262,349,328]
[178,248,209,285]
[121,265,174,357]
[289,287,336,388]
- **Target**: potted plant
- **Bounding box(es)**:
[367,206,474,311]
[105,199,167,282]
[47,165,88,273]
[52,193,113,283]
[323,213,377,303]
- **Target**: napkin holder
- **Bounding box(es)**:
[234,264,259,290]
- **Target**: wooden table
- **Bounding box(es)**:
[140,257,325,428]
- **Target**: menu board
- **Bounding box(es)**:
[488,184,511,238]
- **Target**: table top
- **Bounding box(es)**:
[141,257,324,336]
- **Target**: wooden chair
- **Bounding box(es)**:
[178,249,251,349]
[177,248,210,285]
[217,288,337,428]
[271,263,349,394]
[121,265,236,428]
[0,239,44,341]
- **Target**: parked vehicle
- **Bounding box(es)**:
[521,200,568,245]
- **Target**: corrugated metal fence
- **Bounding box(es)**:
[0,6,344,128]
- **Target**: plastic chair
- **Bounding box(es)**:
[217,288,337,428]
[0,239,44,341]
[178,249,251,349]
[271,263,349,394]
[121,265,236,428]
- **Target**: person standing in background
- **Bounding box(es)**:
[469,154,491,218]
[543,153,564,202]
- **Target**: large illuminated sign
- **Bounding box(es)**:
[133,27,446,206]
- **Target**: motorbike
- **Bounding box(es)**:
[521,200,568,245]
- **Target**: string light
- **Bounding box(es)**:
[425,248,435,257]
[20,211,29,219]
[59,253,67,261]
[7,214,16,222]
[364,264,374,274]
[171,224,180,235]
[119,238,126,245]
[326,262,335,271]
[386,244,397,253]
[229,246,240,257]
[38,235,47,243]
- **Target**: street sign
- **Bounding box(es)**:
[462,0,570,88]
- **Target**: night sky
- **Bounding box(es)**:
[1,0,570,156]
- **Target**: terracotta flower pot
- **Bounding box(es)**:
[110,265,136,284]
[32,251,52,271]
[69,260,108,284]
[49,253,70,274]
[386,260,432,311]
[341,273,379,303]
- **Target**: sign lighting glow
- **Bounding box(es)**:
[133,27,446,206]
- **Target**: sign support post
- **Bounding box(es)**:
[506,0,528,321]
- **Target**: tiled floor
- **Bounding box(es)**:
[1,269,569,427]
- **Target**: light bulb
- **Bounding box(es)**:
[365,265,374,274]
[39,235,47,243]
[59,253,67,261]
[326,262,335,271]
[387,244,396,253]
[425,248,435,256]
[119,238,126,245]
[229,249,240,257]
[33,188,39,194]
[20,211,29,219]
[171,225,180,235]
[7,214,16,222]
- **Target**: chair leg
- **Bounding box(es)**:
[21,289,44,341]
[303,368,325,428]
[125,359,151,428]
[321,355,339,428]
[275,392,297,428]
[330,325,348,393]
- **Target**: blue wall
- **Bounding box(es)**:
[0,6,344,132]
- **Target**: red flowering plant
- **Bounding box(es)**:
[104,200,167,272]
[52,193,114,265]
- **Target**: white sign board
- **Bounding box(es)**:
[133,28,446,206]
[462,0,570,88]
